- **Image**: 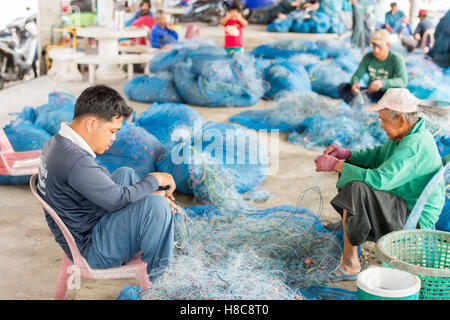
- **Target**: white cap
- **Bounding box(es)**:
[365,88,420,113]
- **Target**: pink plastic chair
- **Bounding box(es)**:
[29,174,151,299]
[0,128,41,176]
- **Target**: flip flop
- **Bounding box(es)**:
[328,267,359,283]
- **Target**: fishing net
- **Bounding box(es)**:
[308,60,354,98]
[34,91,76,135]
[435,165,450,232]
[141,202,345,300]
[148,41,227,74]
[135,103,204,150]
[95,122,166,179]
[230,91,345,132]
[155,121,269,196]
[267,17,294,33]
[123,72,183,104]
[173,53,265,107]
[263,58,311,100]
[251,40,319,59]
[288,92,387,150]
[291,11,331,34]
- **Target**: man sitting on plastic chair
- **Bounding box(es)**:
[37,85,177,282]
[313,88,445,282]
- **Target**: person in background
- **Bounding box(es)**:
[314,88,445,281]
[151,11,179,50]
[277,0,320,20]
[338,29,407,105]
[220,3,248,55]
[401,9,434,53]
[350,0,371,55]
[131,9,156,45]
[384,2,405,33]
[125,0,152,27]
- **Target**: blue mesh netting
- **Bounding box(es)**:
[428,10,450,68]
[123,72,183,104]
[135,103,204,149]
[34,92,76,135]
[292,11,332,34]
[0,117,52,184]
[230,91,344,132]
[267,17,294,32]
[155,120,268,196]
[309,61,353,98]
[95,122,166,179]
[173,54,265,107]
[263,59,311,100]
[251,40,319,59]
[149,41,227,74]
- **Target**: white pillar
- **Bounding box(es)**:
[97,0,114,27]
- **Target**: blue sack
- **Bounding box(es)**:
[123,72,183,104]
[0,118,52,184]
[34,92,76,136]
[267,18,294,32]
[135,103,203,149]
[96,122,166,179]
[263,59,311,100]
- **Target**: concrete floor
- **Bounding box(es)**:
[0,23,378,300]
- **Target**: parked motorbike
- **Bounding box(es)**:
[0,13,38,90]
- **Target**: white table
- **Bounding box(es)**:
[76,26,148,81]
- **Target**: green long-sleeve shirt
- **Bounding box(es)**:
[351,51,408,89]
[337,118,445,229]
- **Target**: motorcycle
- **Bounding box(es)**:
[172,0,233,26]
[0,13,39,90]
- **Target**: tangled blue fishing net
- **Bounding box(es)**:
[135,103,204,150]
[156,120,269,196]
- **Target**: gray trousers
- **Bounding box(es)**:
[330,181,411,246]
[86,167,174,278]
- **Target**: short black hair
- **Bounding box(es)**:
[391,2,397,7]
[228,3,241,12]
[74,85,133,122]
[140,0,151,7]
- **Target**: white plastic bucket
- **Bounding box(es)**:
[357,266,421,300]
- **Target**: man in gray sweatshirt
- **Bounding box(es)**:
[37,85,176,279]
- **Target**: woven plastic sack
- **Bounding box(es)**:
[96,122,166,179]
[0,117,51,184]
[123,72,183,104]
[135,103,203,149]
[34,92,76,135]
[263,59,311,100]
[174,54,265,107]
[156,120,269,195]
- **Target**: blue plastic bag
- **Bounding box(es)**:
[123,73,183,104]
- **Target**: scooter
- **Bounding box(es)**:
[0,13,38,90]
[172,0,232,26]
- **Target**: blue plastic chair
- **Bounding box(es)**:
[403,162,450,230]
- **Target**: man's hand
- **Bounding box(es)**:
[152,190,180,214]
[314,154,340,172]
[323,144,351,160]
[150,172,176,196]
[166,23,174,31]
[351,82,360,94]
[368,80,383,93]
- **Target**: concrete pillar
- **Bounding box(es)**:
[37,0,62,75]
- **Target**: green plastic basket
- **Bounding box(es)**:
[67,13,97,26]
[375,229,450,300]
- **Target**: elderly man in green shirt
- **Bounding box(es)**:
[314,88,445,282]
[338,29,408,105]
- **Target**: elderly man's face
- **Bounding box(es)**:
[378,109,405,141]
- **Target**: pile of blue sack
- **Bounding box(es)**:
[267,0,348,34]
